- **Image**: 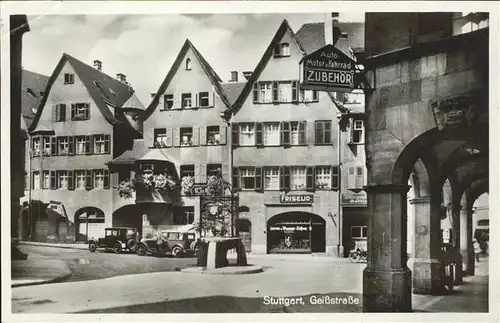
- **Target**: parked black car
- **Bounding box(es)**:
[89,227,139,254]
[136,231,199,257]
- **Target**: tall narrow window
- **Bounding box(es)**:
[32,137,41,156]
[58,171,68,189]
[64,73,74,84]
[180,127,193,146]
[43,170,50,189]
[264,123,280,146]
[55,103,66,122]
[42,137,51,155]
[185,58,191,70]
[239,123,255,146]
[94,135,106,153]
[57,137,69,155]
[258,83,272,103]
[278,82,292,103]
[315,167,331,189]
[199,92,210,107]
[351,120,364,144]
[181,93,192,109]
[290,167,306,190]
[207,126,220,145]
[32,171,40,190]
[71,103,90,121]
[264,167,280,190]
[154,129,167,148]
[290,122,299,145]
[75,170,86,189]
[315,120,332,144]
[94,170,105,189]
[162,94,174,111]
[240,168,255,190]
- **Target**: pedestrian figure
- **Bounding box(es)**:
[473,239,481,262]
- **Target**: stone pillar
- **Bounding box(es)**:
[466,210,475,275]
[452,205,463,284]
[363,184,412,312]
[409,196,443,294]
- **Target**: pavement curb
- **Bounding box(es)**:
[19,241,87,251]
[12,268,72,288]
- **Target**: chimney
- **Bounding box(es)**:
[230,71,238,82]
[116,73,126,83]
[93,60,102,71]
[242,71,253,80]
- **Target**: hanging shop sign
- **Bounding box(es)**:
[279,194,314,204]
[300,44,357,93]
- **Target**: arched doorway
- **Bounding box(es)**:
[236,218,252,252]
[267,212,325,254]
[75,207,105,242]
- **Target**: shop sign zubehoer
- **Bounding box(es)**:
[300,44,356,93]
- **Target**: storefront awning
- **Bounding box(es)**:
[107,139,148,165]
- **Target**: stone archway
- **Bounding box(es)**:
[75,207,105,242]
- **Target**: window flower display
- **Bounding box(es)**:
[116,172,177,198]
[181,175,195,195]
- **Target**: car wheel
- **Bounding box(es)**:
[127,239,137,251]
[136,244,147,256]
[89,242,97,252]
[172,246,183,257]
[113,242,122,254]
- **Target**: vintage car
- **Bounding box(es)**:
[136,231,199,257]
[88,227,139,254]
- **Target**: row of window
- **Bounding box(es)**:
[30,169,110,190]
[351,226,368,239]
[31,135,111,156]
[54,103,91,122]
[151,125,226,148]
[158,92,214,111]
[232,166,340,191]
[252,81,319,104]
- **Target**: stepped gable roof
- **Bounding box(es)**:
[22,69,49,128]
[29,53,139,132]
[141,39,231,121]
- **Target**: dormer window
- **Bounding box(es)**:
[64,73,74,84]
[185,58,192,71]
[274,42,290,57]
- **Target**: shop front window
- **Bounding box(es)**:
[268,223,311,253]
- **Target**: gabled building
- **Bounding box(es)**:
[109,39,234,238]
[26,54,144,243]
[227,19,367,256]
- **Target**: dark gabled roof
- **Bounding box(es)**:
[107,139,148,165]
[29,53,140,132]
[141,39,231,121]
[295,22,365,57]
[22,69,49,128]
[229,19,352,115]
[221,82,246,106]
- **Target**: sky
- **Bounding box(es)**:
[23,13,365,105]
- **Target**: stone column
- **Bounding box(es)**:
[460,208,470,275]
[452,205,463,284]
[409,196,443,294]
[363,184,412,312]
[466,210,475,275]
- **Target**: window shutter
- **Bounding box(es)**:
[199,126,207,146]
[84,135,91,155]
[174,93,182,110]
[298,121,306,145]
[312,90,318,102]
[222,162,229,181]
[61,104,67,121]
[280,166,290,191]
[253,82,259,103]
[85,103,90,119]
[192,126,199,146]
[273,43,280,56]
[68,170,74,190]
[281,122,290,146]
[255,167,263,192]
[166,128,173,147]
[200,164,207,183]
[232,167,240,191]
[332,166,340,190]
[174,128,181,147]
[191,92,198,108]
[255,122,263,147]
[306,166,315,191]
[194,165,201,183]
[292,81,299,103]
[232,123,239,147]
[30,137,34,153]
[272,81,279,103]
[51,137,57,155]
[50,171,57,190]
[86,170,92,190]
[104,169,110,189]
[349,118,354,143]
[355,167,364,189]
[208,92,215,107]
[71,104,76,121]
[348,167,355,189]
[53,104,58,122]
[104,134,111,153]
[219,125,227,145]
[147,129,154,148]
[88,135,94,154]
[68,136,75,155]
